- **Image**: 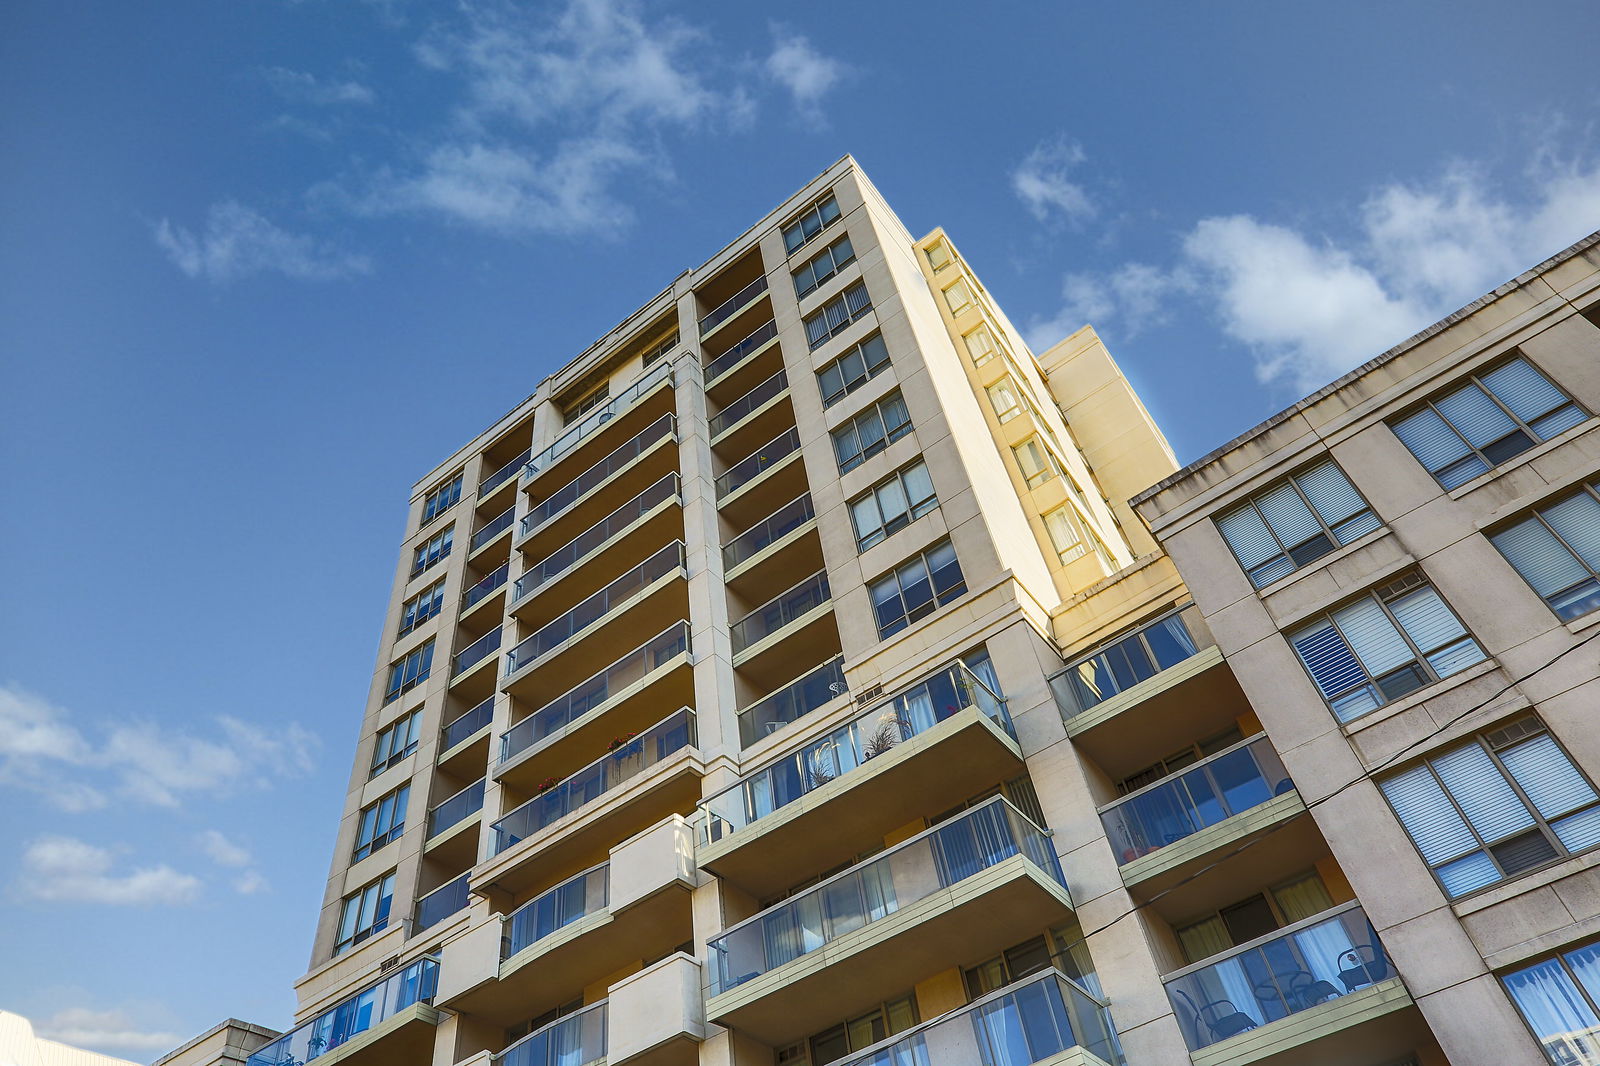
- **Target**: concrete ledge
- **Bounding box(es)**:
[1065,645,1225,737]
[1189,977,1412,1066]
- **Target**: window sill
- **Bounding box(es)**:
[1340,658,1507,741]
[1566,608,1600,637]
[1447,417,1599,502]
[1255,525,1398,603]
[1450,845,1600,918]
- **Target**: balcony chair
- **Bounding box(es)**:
[1172,988,1258,1045]
[1336,944,1390,992]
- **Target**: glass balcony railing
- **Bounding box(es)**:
[1099,734,1292,865]
[471,507,515,552]
[699,275,769,336]
[463,562,510,611]
[504,542,685,676]
[737,655,845,749]
[524,363,673,483]
[500,623,690,766]
[716,427,802,499]
[453,626,503,677]
[700,663,1010,844]
[496,1001,607,1066]
[245,957,439,1066]
[709,369,788,438]
[723,494,814,569]
[513,474,680,603]
[1165,902,1391,1052]
[481,449,532,499]
[520,415,676,538]
[731,571,831,656]
[415,873,471,933]
[704,319,780,383]
[491,709,695,854]
[1051,604,1206,716]
[707,798,1063,995]
[427,778,485,838]
[502,862,609,959]
[442,697,493,750]
[835,970,1123,1066]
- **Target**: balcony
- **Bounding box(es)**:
[709,368,790,453]
[511,473,681,610]
[524,362,673,487]
[731,570,830,656]
[1165,902,1412,1064]
[697,663,1022,898]
[499,1002,606,1066]
[723,493,819,586]
[480,448,532,500]
[441,696,493,754]
[704,798,1072,1045]
[699,275,769,338]
[452,627,503,680]
[414,873,471,934]
[470,507,515,554]
[736,655,845,749]
[835,970,1123,1066]
[498,622,693,789]
[462,562,510,616]
[717,426,802,502]
[703,319,779,388]
[245,957,439,1066]
[426,778,485,867]
[519,414,676,542]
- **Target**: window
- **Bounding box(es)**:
[370,710,421,776]
[1012,437,1059,489]
[963,322,998,367]
[942,277,974,315]
[335,872,395,955]
[1043,507,1087,563]
[832,392,912,473]
[384,641,434,704]
[563,381,609,422]
[642,332,678,367]
[925,241,951,270]
[849,461,938,550]
[793,235,856,298]
[963,923,1097,998]
[783,193,842,254]
[816,333,891,408]
[986,377,1022,423]
[1289,572,1487,723]
[1392,357,1587,489]
[1174,872,1334,964]
[778,994,918,1066]
[1216,461,1381,588]
[353,784,410,862]
[869,539,967,638]
[803,280,872,349]
[421,475,462,526]
[398,579,446,637]
[1502,938,1600,1066]
[1380,717,1600,898]
[411,526,453,578]
[1490,481,1600,621]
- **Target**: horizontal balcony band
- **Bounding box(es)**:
[716,426,801,500]
[730,570,830,656]
[462,562,510,612]
[723,493,814,571]
[703,318,779,384]
[736,653,844,749]
[496,1000,606,1066]
[415,873,471,934]
[513,474,680,604]
[519,414,676,537]
[441,696,494,752]
[453,627,503,678]
[427,778,485,839]
[470,507,515,553]
[503,861,608,960]
[245,957,439,1066]
[1051,603,1211,718]
[524,362,673,485]
[480,449,531,499]
[709,368,788,440]
[699,275,769,337]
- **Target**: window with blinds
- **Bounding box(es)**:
[831,391,912,473]
[963,322,999,366]
[1012,437,1059,489]
[782,193,842,254]
[815,332,890,408]
[803,280,872,349]
[1392,357,1587,489]
[793,234,856,298]
[1289,572,1487,722]
[1216,460,1381,588]
[1379,718,1600,898]
[942,277,975,314]
[1490,481,1600,621]
[849,460,938,550]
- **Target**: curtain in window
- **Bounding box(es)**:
[1503,959,1600,1064]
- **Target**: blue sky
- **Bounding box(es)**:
[1,0,1597,1058]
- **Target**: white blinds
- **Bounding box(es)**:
[1544,493,1600,570]
[1499,735,1599,822]
[1492,519,1589,596]
[1433,744,1536,842]
[1257,483,1321,545]
[1388,587,1469,654]
[1393,407,1474,474]
[1331,597,1412,677]
[1296,462,1366,526]
[1481,359,1569,423]
[1434,385,1518,448]
[1381,765,1478,864]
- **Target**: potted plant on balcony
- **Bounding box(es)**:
[862,714,911,760]
[608,732,643,778]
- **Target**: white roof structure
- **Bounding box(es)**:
[0,1012,138,1066]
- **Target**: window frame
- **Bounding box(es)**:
[1012,436,1059,489]
[868,538,968,638]
[962,322,999,367]
[642,331,678,368]
[370,710,421,777]
[421,474,462,526]
[831,391,913,473]
[410,526,454,578]
[815,332,891,408]
[1216,461,1382,589]
[352,783,411,862]
[384,641,434,704]
[335,872,396,955]
[1501,938,1600,1066]
[848,460,939,550]
[1489,480,1600,622]
[803,280,873,350]
[986,377,1023,423]
[398,578,446,637]
[782,193,842,255]
[1043,507,1087,564]
[942,277,974,315]
[793,234,857,299]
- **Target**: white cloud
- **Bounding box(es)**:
[1027,262,1194,349]
[764,27,844,124]
[197,830,251,868]
[154,202,371,284]
[1013,138,1095,225]
[36,1006,184,1056]
[234,870,270,895]
[262,66,376,106]
[19,836,202,907]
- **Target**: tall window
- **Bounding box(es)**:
[1502,938,1600,1066]
[1012,437,1059,489]
[849,461,938,550]
[421,475,462,526]
[398,579,446,637]
[924,241,951,270]
[353,784,410,862]
[803,280,872,349]
[384,641,434,704]
[370,710,422,776]
[986,378,1022,423]
[963,323,998,367]
[816,333,890,408]
[782,193,841,253]
[1043,507,1087,563]
[563,381,609,422]
[793,235,856,298]
[869,539,967,638]
[1216,461,1381,588]
[1392,357,1587,489]
[335,873,396,955]
[942,277,974,315]
[1289,573,1487,723]
[832,392,912,472]
[1490,481,1600,621]
[778,994,918,1066]
[1379,717,1600,898]
[411,526,453,578]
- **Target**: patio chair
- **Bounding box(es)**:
[1172,987,1257,1044]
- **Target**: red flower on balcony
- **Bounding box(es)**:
[607,733,638,752]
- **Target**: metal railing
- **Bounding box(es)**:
[524,362,672,483]
[427,778,485,838]
[716,427,802,499]
[504,541,685,676]
[737,655,845,749]
[1165,902,1388,1052]
[723,494,814,569]
[500,623,690,766]
[707,797,1063,995]
[699,275,769,336]
[462,562,510,611]
[452,626,503,677]
[1099,734,1291,865]
[730,571,831,655]
[520,414,676,537]
[1050,604,1207,717]
[699,663,1010,844]
[495,1000,607,1066]
[709,369,788,439]
[442,696,493,750]
[513,474,680,603]
[491,709,695,854]
[502,862,609,959]
[245,957,439,1066]
[414,874,471,933]
[704,319,780,383]
[470,507,515,552]
[480,449,531,498]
